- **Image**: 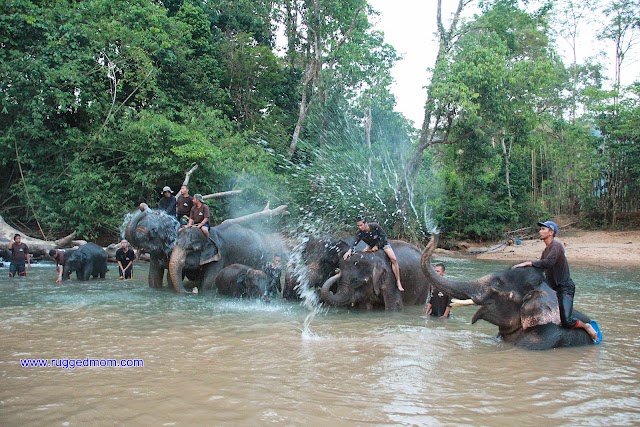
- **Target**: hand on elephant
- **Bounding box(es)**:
[512,261,533,269]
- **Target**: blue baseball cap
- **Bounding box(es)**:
[537,220,558,235]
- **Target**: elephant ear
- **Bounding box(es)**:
[521,288,561,329]
[200,233,221,265]
[236,269,248,293]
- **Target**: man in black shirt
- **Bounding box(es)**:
[158,186,177,217]
[115,239,136,279]
[343,215,404,291]
[425,263,451,318]
[513,220,600,342]
[263,254,283,297]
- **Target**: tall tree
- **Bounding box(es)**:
[598,0,640,105]
[281,0,369,159]
[397,0,470,218]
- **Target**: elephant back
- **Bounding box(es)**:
[212,223,279,270]
[389,240,430,306]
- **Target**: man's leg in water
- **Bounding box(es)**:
[383,246,403,291]
[558,291,598,341]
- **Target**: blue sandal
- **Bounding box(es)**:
[590,320,603,345]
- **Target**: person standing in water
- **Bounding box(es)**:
[263,254,283,297]
[425,263,452,318]
[48,248,68,283]
[7,234,30,277]
[115,239,136,280]
[512,220,601,343]
[343,215,404,291]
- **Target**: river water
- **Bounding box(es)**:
[1,257,639,426]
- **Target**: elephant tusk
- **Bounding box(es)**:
[450,298,476,307]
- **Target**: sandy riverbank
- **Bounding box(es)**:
[443,229,640,268]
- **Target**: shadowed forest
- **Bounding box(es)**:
[1,0,639,243]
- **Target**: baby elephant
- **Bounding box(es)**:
[62,242,108,281]
[215,264,276,300]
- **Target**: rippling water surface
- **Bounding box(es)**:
[1,258,639,426]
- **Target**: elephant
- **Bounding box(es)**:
[62,243,108,281]
[124,204,184,289]
[283,235,353,300]
[215,263,276,300]
[320,240,430,310]
[420,234,599,350]
[168,222,284,293]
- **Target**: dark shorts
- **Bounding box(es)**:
[9,263,26,277]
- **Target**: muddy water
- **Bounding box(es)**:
[1,258,639,426]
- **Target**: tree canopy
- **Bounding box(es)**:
[1,0,638,243]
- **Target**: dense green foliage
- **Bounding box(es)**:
[1,0,638,243]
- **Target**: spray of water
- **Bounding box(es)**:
[119,208,180,259]
[252,111,442,336]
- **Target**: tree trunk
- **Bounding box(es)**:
[202,190,242,200]
[221,204,289,227]
[0,215,84,257]
[500,134,514,210]
[364,106,372,186]
[396,0,468,216]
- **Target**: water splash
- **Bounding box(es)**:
[120,208,180,259]
[285,234,329,338]
[256,112,441,333]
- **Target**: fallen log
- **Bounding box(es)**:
[221,204,289,227]
[0,215,86,258]
[202,190,242,200]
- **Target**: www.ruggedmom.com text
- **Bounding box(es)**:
[21,358,144,369]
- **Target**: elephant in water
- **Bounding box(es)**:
[420,234,599,350]
[124,204,183,289]
[62,243,107,281]
[215,264,277,300]
[169,223,284,293]
[283,235,355,300]
[320,240,430,310]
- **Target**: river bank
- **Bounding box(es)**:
[443,229,640,268]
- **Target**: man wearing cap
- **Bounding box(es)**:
[513,220,599,342]
[187,194,210,238]
[176,184,193,225]
[158,186,177,217]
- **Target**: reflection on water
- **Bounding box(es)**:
[1,259,639,426]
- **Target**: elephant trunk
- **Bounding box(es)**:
[169,246,188,293]
[320,273,351,306]
[421,234,487,302]
[61,265,71,281]
[124,205,148,246]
